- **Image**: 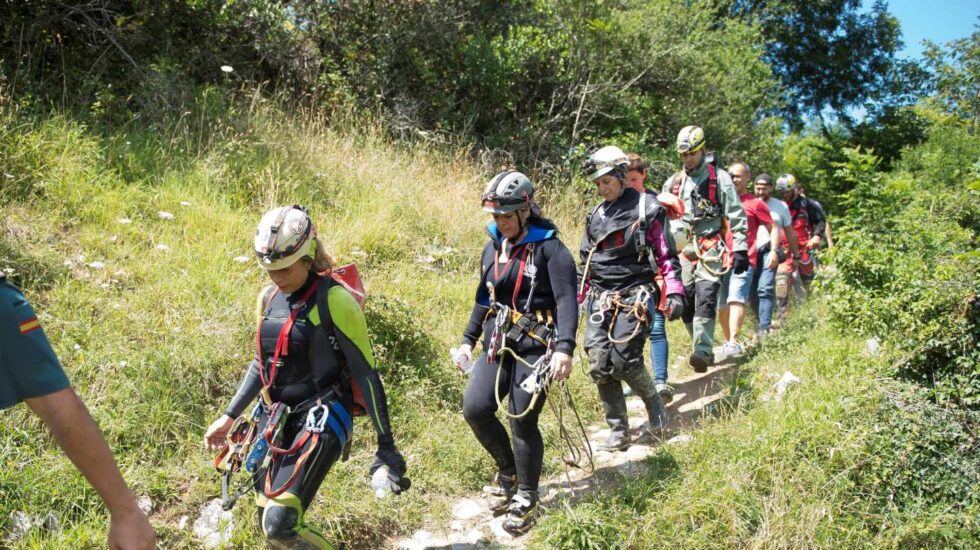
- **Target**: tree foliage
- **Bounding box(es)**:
[724,0,902,125]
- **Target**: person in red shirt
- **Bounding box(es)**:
[718,162,775,356]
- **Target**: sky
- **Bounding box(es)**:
[874,0,978,59]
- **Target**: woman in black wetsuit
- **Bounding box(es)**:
[454,171,579,535]
[204,205,406,550]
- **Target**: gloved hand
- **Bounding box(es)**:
[450,344,473,374]
[371,442,406,479]
[732,250,750,274]
[664,293,686,321]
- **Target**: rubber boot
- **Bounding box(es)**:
[596,382,630,451]
[622,368,669,436]
[484,472,517,516]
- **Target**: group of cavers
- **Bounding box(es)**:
[0,125,829,550]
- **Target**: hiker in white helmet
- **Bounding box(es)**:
[204,205,406,549]
[663,126,749,372]
[579,145,686,452]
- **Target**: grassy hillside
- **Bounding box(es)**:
[2,100,976,549]
[0,103,699,548]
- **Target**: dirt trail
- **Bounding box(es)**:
[391,348,740,550]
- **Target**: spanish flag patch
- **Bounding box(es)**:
[19,316,41,335]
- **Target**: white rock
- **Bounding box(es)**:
[411,529,432,542]
[177,515,189,530]
[73,344,81,351]
[221,65,234,73]
[465,528,487,544]
[775,371,801,400]
[109,235,118,242]
[865,337,881,356]
[157,211,175,220]
[667,434,694,445]
[451,498,484,520]
[155,244,171,251]
[120,361,129,368]
[192,499,234,549]
[233,256,249,263]
[119,218,132,224]
[449,521,464,532]
[88,261,105,269]
[6,511,33,540]
[180,201,192,207]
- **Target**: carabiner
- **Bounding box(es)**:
[305,404,330,434]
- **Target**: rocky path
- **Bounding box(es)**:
[392,348,740,550]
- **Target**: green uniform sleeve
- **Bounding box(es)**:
[717,170,749,252]
[0,282,70,409]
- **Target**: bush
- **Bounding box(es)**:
[825,139,980,412]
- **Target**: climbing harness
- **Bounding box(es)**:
[587,285,654,344]
[215,273,365,510]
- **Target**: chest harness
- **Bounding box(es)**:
[214,277,356,509]
[579,192,660,343]
[671,165,731,277]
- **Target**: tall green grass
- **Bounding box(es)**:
[1,100,658,548]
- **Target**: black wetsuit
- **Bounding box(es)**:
[460,222,578,493]
[224,271,400,548]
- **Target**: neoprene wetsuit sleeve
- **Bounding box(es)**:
[462,304,489,348]
[462,242,496,347]
[328,286,396,446]
[225,358,262,418]
[543,239,578,355]
[645,217,685,296]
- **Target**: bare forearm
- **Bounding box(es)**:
[26,388,139,515]
[786,228,800,255]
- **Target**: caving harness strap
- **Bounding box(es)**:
[587,285,654,344]
[671,166,731,277]
[215,277,357,509]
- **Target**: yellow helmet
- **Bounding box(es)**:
[675,125,706,154]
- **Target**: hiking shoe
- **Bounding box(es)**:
[597,429,630,452]
[484,472,517,515]
[689,351,714,373]
[502,490,539,535]
[654,381,673,404]
[721,341,743,359]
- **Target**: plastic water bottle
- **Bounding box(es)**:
[371,466,393,499]
[450,347,474,375]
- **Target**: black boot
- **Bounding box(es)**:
[596,382,630,451]
[484,472,517,516]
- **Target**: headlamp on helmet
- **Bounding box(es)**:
[482,171,534,214]
[775,174,797,193]
[676,125,706,154]
[254,205,318,271]
[582,145,629,181]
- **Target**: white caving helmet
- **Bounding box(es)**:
[254,205,318,270]
[775,173,797,193]
[582,145,629,181]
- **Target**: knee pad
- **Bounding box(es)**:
[262,504,300,540]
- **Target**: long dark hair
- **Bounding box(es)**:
[528,200,558,231]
